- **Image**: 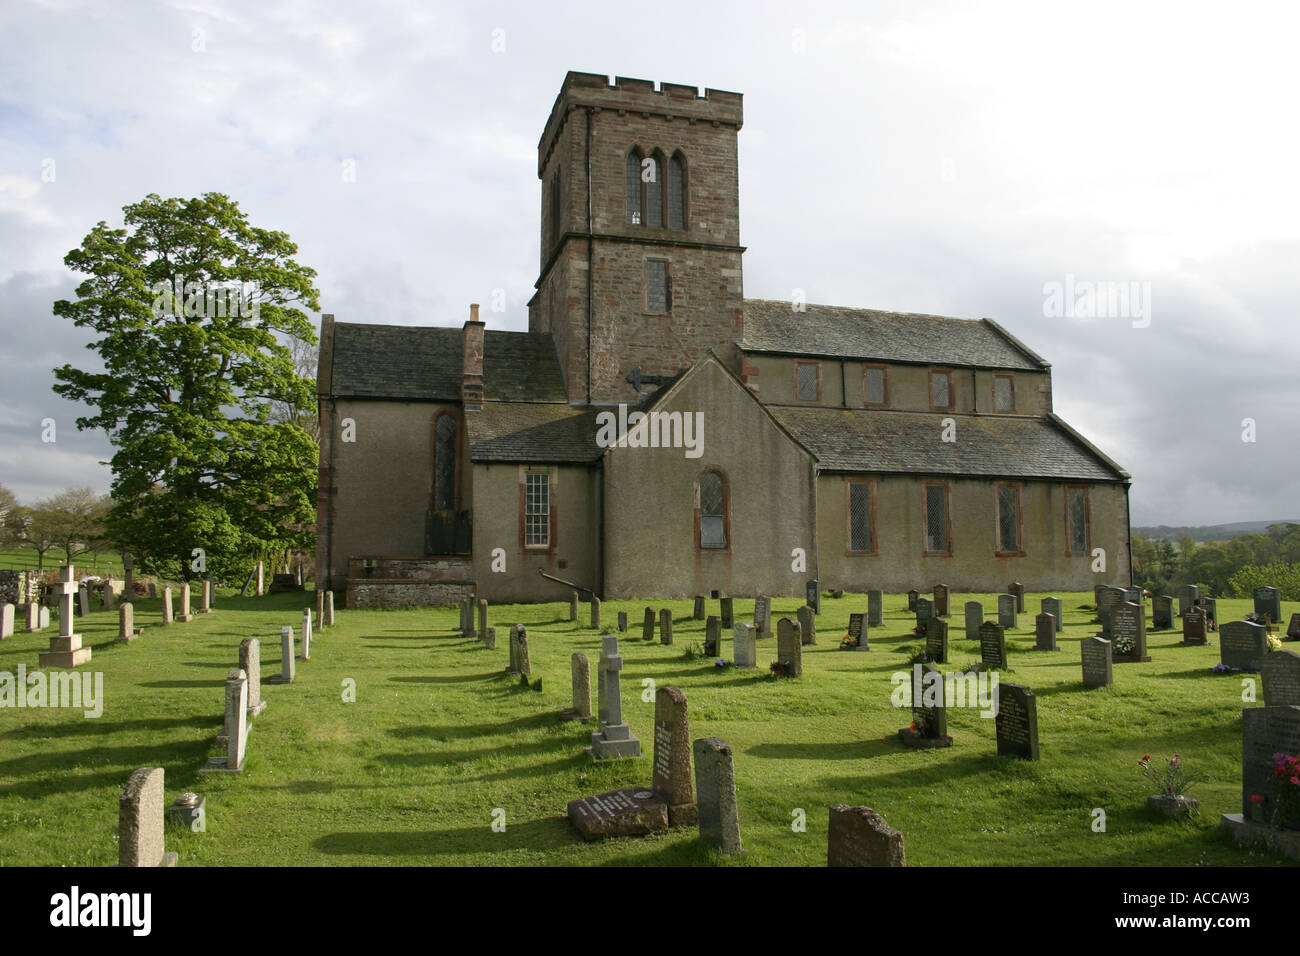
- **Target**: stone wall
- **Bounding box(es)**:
[345,556,474,609]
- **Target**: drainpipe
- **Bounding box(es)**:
[1125,483,1134,587]
[840,359,847,408]
[585,107,594,406]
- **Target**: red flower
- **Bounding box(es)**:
[1251,794,1267,804]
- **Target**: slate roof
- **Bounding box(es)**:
[769,407,1127,481]
[328,323,567,402]
[467,403,604,464]
[740,299,1046,370]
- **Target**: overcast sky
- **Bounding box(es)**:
[2,0,1297,527]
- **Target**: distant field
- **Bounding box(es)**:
[0,545,123,575]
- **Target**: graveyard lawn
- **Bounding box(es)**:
[0,591,1293,867]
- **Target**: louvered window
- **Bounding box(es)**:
[930,370,952,409]
[994,375,1014,412]
[796,362,820,401]
[434,415,457,511]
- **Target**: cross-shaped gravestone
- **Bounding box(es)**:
[39,565,91,668]
[588,635,641,761]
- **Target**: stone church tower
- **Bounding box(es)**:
[528,72,745,404]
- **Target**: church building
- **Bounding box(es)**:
[314,71,1132,607]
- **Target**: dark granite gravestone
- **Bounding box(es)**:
[693,596,706,620]
[1041,597,1063,633]
[1220,620,1268,672]
[1093,584,1105,609]
[907,589,919,612]
[925,618,948,664]
[979,621,1008,671]
[1009,582,1025,613]
[797,604,816,646]
[694,737,744,854]
[1261,650,1300,707]
[652,686,696,826]
[617,611,627,633]
[1195,597,1218,631]
[827,805,906,867]
[567,787,668,840]
[776,617,803,678]
[1081,636,1113,687]
[1153,595,1174,630]
[915,597,934,631]
[1034,613,1057,651]
[847,612,868,651]
[1239,705,1300,824]
[1181,607,1208,644]
[995,682,1039,760]
[867,590,883,627]
[1097,586,1124,636]
[642,607,655,642]
[659,608,673,645]
[932,584,950,618]
[1110,601,1150,663]
[720,597,734,629]
[964,601,983,641]
[997,594,1017,629]
[1124,586,1144,609]
[1289,612,1300,641]
[753,595,771,640]
[899,662,952,748]
[806,579,820,614]
[1178,585,1199,618]
[704,616,721,657]
[1255,586,1283,626]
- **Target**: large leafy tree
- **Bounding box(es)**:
[53,193,320,583]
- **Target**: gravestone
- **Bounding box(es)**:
[464,597,476,637]
[0,603,13,640]
[122,555,134,599]
[38,607,49,629]
[147,582,156,599]
[270,626,295,683]
[964,601,983,641]
[570,590,579,622]
[847,612,868,651]
[117,603,136,643]
[324,590,334,627]
[591,596,601,630]
[1196,597,1219,631]
[995,682,1039,760]
[1097,587,1122,636]
[704,615,722,657]
[568,787,668,841]
[161,587,174,625]
[39,565,91,668]
[1237,705,1300,827]
[659,608,673,645]
[240,637,266,717]
[827,805,905,867]
[720,597,734,629]
[753,595,771,639]
[693,595,705,620]
[915,597,934,631]
[300,609,312,660]
[178,582,192,622]
[1178,584,1199,618]
[25,601,39,632]
[797,604,816,646]
[899,661,951,748]
[1153,595,1174,630]
[1124,586,1144,609]
[733,623,757,668]
[1255,586,1283,626]
[1289,613,1300,641]
[1041,597,1063,633]
[77,586,90,617]
[316,589,325,628]
[1182,606,1208,644]
[1034,613,1057,651]
[199,579,211,613]
[1081,636,1113,688]
[588,635,641,760]
[867,590,883,627]
[925,618,948,664]
[483,626,496,650]
[643,607,655,641]
[1110,601,1149,663]
[1261,650,1300,707]
[979,621,1007,671]
[776,617,803,678]
[477,599,488,640]
[932,584,950,617]
[101,583,116,611]
[118,768,178,867]
[907,589,919,612]
[509,624,531,678]
[201,669,248,774]
[617,610,627,633]
[1220,620,1268,672]
[806,579,820,614]
[653,686,697,826]
[256,561,264,596]
[1009,582,1025,613]
[997,594,1017,629]
[694,737,744,854]
[561,652,592,721]
[1093,584,1105,609]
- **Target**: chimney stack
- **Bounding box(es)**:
[462,303,485,410]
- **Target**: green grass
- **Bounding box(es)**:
[0,590,1292,866]
[0,545,123,574]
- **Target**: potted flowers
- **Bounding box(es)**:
[1139,753,1200,818]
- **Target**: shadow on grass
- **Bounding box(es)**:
[311,817,568,858]
[746,737,899,761]
[386,713,559,740]
[140,680,225,689]
[388,673,499,685]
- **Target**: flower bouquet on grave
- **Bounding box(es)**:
[1113,634,1136,658]
[714,658,730,669]
[1139,753,1200,818]
[1210,662,1241,675]
[770,660,790,678]
[839,634,858,650]
[1268,753,1300,830]
[1267,633,1284,652]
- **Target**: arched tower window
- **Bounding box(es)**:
[668,151,687,229]
[645,150,665,228]
[697,469,729,550]
[625,149,643,225]
[434,413,458,511]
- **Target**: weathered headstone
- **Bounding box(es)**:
[932,584,950,618]
[997,594,1016,629]
[240,637,266,717]
[1255,586,1283,626]
[270,625,295,683]
[122,554,134,598]
[1289,612,1300,641]
[907,589,919,612]
[162,587,174,625]
[694,737,744,854]
[0,603,13,640]
[77,585,90,617]
[995,682,1039,760]
[464,595,477,639]
[300,608,312,660]
[324,590,335,627]
[477,599,488,640]
[806,579,820,614]
[569,590,579,622]
[1093,584,1105,609]
[617,610,627,632]
[589,634,641,760]
[1182,607,1208,645]
[1220,620,1268,672]
[1153,595,1174,630]
[643,606,655,641]
[255,560,264,596]
[1041,597,1063,633]
[118,768,178,867]
[147,582,157,599]
[1261,650,1300,707]
[659,608,673,645]
[653,686,697,825]
[1124,586,1144,609]
[561,652,592,720]
[827,805,905,867]
[720,597,734,628]
[1081,636,1113,688]
[1009,582,1025,613]
[509,624,531,677]
[101,583,116,611]
[847,612,868,651]
[201,669,248,773]
[867,590,883,627]
[1110,601,1149,663]
[753,595,771,639]
[733,622,756,668]
[117,602,136,643]
[979,621,1007,671]
[925,618,948,664]
[964,601,982,641]
[693,595,706,620]
[199,579,211,613]
[568,787,668,840]
[914,597,934,631]
[483,626,496,650]
[1034,613,1057,651]
[178,582,192,622]
[1098,586,1123,636]
[38,607,49,629]
[1196,596,1219,631]
[704,615,722,656]
[776,617,803,677]
[899,661,951,748]
[40,565,91,668]
[316,589,325,628]
[591,596,601,630]
[1177,584,1199,618]
[797,604,816,646]
[25,601,39,632]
